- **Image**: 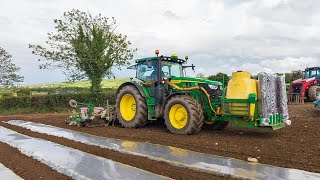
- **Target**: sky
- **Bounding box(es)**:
[0,0,320,85]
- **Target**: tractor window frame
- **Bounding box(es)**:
[135,60,184,81]
[136,61,157,82]
[305,69,320,79]
[161,61,184,79]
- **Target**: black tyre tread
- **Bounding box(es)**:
[308,86,320,101]
[116,85,148,128]
[164,95,204,135]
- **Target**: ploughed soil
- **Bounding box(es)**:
[0,103,319,179]
[0,141,70,180]
[0,123,229,180]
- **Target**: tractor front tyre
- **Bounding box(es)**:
[164,95,204,135]
[308,86,320,101]
[116,85,148,128]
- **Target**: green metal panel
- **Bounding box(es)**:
[171,77,222,86]
[140,85,156,120]
[213,114,286,130]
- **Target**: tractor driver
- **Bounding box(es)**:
[150,63,165,81]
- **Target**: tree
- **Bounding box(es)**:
[0,47,24,87]
[207,72,230,87]
[250,74,258,80]
[196,73,205,78]
[29,9,136,93]
[285,70,302,83]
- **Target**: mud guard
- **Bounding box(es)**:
[116,82,147,98]
[163,92,190,105]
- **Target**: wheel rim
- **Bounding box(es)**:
[120,94,136,121]
[169,104,188,129]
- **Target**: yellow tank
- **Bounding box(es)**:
[226,71,257,118]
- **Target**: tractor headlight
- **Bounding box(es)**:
[208,84,218,90]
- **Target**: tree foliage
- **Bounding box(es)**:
[29,9,136,93]
[196,73,205,79]
[285,70,303,83]
[208,72,230,87]
[0,47,24,87]
[250,74,258,80]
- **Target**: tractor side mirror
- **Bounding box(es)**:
[191,64,195,71]
[182,64,196,72]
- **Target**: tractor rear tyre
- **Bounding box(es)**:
[164,95,204,135]
[116,85,148,128]
[308,86,320,101]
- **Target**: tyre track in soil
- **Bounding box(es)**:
[0,122,233,180]
[0,141,70,180]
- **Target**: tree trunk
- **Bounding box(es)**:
[90,78,102,94]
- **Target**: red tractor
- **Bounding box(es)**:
[289,67,320,103]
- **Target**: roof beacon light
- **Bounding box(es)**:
[155,50,159,55]
[185,56,189,60]
[171,54,178,59]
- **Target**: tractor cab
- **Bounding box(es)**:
[304,67,320,80]
[288,66,320,103]
[130,54,187,82]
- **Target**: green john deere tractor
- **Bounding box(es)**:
[116,50,288,134]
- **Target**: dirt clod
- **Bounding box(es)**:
[247,157,259,163]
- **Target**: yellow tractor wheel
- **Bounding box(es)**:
[119,94,136,121]
[169,104,188,129]
[116,85,147,128]
[164,95,204,134]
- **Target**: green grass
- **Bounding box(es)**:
[25,78,130,89]
[30,91,49,96]
[0,107,69,115]
[0,89,12,94]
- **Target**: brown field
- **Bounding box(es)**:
[0,103,319,179]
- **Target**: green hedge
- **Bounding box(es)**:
[16,87,116,97]
[0,92,116,112]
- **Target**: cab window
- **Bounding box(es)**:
[137,62,157,81]
[136,61,184,81]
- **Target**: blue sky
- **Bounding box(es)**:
[0,0,320,85]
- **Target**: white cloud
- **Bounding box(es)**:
[192,56,318,77]
[0,0,320,84]
[260,57,318,72]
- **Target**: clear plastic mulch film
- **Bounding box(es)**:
[0,126,168,180]
[0,163,22,180]
[258,73,289,124]
[5,120,320,180]
[277,75,289,121]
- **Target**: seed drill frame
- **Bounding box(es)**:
[66,100,116,127]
